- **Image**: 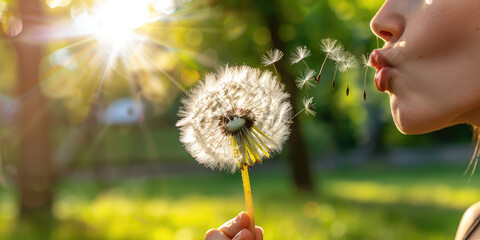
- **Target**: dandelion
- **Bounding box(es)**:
[177,65,292,236]
[295,69,316,91]
[292,97,316,118]
[316,38,339,83]
[340,51,358,96]
[328,44,346,90]
[361,53,372,101]
[262,48,283,76]
[290,46,311,67]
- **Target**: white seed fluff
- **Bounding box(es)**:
[261,49,284,66]
[290,46,311,65]
[176,65,292,172]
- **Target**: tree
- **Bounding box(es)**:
[12,0,54,235]
[260,1,315,192]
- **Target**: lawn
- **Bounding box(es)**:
[1,163,479,240]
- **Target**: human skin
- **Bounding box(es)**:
[369,0,480,134]
[371,1,480,239]
[204,212,263,240]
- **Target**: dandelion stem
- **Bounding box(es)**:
[301,59,310,70]
[272,64,280,80]
[316,53,330,83]
[363,67,368,101]
[346,70,350,96]
[291,108,305,120]
[332,64,338,90]
[241,166,256,240]
[363,68,368,90]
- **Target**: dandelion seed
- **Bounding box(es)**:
[290,46,311,65]
[302,97,316,116]
[262,48,283,77]
[361,54,370,68]
[177,65,292,172]
[328,45,345,90]
[361,54,371,101]
[340,51,358,96]
[340,51,359,72]
[316,38,339,82]
[262,48,284,66]
[320,38,338,54]
[291,97,316,119]
[295,69,316,90]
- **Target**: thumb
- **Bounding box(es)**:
[219,212,250,238]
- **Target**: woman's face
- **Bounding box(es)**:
[370,0,480,134]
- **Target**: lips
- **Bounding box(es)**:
[369,50,393,92]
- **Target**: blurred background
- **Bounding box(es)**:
[0,0,479,239]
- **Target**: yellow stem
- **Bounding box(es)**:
[241,166,255,239]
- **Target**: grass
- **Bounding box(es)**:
[1,163,479,240]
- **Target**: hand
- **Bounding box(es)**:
[205,212,264,240]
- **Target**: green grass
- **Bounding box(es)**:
[1,164,479,240]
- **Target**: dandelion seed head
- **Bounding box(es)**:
[177,65,292,172]
[262,49,284,66]
[295,69,316,90]
[320,38,338,54]
[302,97,316,116]
[290,46,311,65]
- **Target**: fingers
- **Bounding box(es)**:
[232,227,263,240]
[232,229,254,240]
[255,226,264,240]
[205,228,230,240]
[205,212,264,240]
[218,212,250,238]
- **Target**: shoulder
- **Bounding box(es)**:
[455,201,480,240]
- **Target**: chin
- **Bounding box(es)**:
[392,116,433,135]
[390,98,446,135]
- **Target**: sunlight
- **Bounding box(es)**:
[71,0,179,55]
[94,0,150,47]
[63,0,187,102]
[74,0,151,50]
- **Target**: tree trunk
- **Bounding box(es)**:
[13,0,54,234]
[262,2,315,192]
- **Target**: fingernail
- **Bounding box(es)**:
[235,212,243,222]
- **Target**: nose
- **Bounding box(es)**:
[370,0,406,43]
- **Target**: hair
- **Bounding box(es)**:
[465,126,480,176]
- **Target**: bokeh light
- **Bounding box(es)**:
[1,12,22,37]
[0,1,6,19]
[46,0,71,9]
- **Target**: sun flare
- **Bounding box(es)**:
[73,0,153,50]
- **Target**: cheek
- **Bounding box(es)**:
[407,2,480,59]
[389,1,480,133]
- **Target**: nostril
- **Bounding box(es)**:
[380,30,393,38]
